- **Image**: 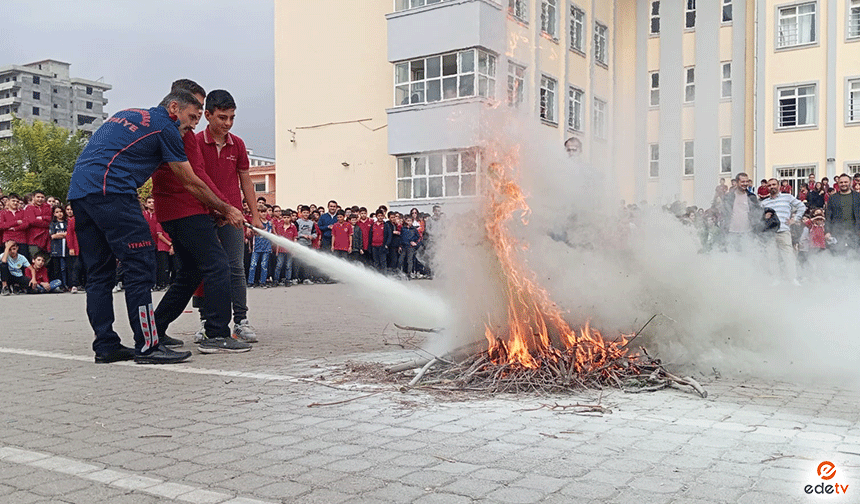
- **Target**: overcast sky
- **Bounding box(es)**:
[1,0,275,157]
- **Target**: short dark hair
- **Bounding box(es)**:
[335,210,345,217]
[387,211,395,218]
[328,200,338,206]
[272,205,281,211]
[205,89,236,113]
[300,205,310,212]
[8,193,20,200]
[257,196,267,203]
[33,190,45,197]
[171,79,205,98]
[375,210,384,216]
[348,213,358,220]
[359,206,367,213]
[159,90,203,109]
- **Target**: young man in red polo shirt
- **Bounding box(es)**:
[24,190,52,259]
[0,194,28,257]
[194,89,263,343]
[151,80,251,354]
[331,210,352,260]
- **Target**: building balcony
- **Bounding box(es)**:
[0,81,21,92]
[0,96,21,107]
[387,97,489,154]
[387,0,505,62]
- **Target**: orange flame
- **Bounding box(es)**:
[482,162,632,373]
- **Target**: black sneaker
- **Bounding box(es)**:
[198,337,252,354]
[94,345,136,364]
[135,345,192,364]
[160,334,184,347]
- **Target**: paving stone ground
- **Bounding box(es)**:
[1,284,858,503]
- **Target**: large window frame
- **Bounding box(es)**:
[849,0,860,39]
[570,5,586,54]
[594,22,608,67]
[686,0,696,29]
[683,140,695,176]
[649,143,659,178]
[567,86,583,131]
[847,77,860,124]
[721,137,732,174]
[777,2,817,49]
[776,83,817,129]
[684,67,695,103]
[593,97,607,140]
[394,0,449,12]
[650,1,660,34]
[775,164,815,194]
[541,0,558,39]
[396,150,480,200]
[723,0,733,23]
[540,75,558,124]
[721,62,732,99]
[509,0,528,22]
[649,71,660,107]
[394,48,496,107]
[507,62,526,108]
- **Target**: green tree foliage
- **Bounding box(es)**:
[0,118,87,201]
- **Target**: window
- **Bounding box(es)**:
[86,101,93,109]
[685,67,695,103]
[396,150,478,200]
[649,72,659,106]
[721,137,732,173]
[848,79,860,123]
[394,49,496,106]
[53,104,57,109]
[86,86,93,95]
[847,162,860,175]
[567,87,583,131]
[541,0,558,38]
[539,76,557,123]
[776,165,814,194]
[593,98,607,139]
[722,0,732,22]
[686,0,696,29]
[32,91,40,100]
[253,181,266,193]
[77,115,96,125]
[507,62,525,107]
[684,140,694,175]
[32,107,39,116]
[509,0,527,22]
[850,0,860,39]
[394,0,447,11]
[721,62,732,98]
[32,76,40,85]
[570,6,585,53]
[649,143,659,177]
[778,84,816,128]
[594,23,608,66]
[650,1,660,34]
[777,2,816,48]
[53,88,57,93]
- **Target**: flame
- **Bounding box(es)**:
[482,162,633,374]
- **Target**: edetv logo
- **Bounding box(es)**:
[804,461,849,495]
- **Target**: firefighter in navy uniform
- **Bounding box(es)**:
[67,89,243,364]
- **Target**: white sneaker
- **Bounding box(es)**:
[70,286,78,294]
[192,319,206,344]
[233,319,259,343]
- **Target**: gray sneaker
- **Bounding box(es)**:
[198,336,251,354]
[232,319,258,343]
[192,319,206,344]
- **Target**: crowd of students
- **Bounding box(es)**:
[0,188,445,295]
[240,198,443,287]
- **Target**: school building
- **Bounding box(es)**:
[274,0,860,210]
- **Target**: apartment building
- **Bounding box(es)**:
[0,59,111,139]
[274,0,860,210]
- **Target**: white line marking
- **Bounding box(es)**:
[0,445,275,504]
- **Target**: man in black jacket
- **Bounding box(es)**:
[722,172,761,252]
[825,174,860,254]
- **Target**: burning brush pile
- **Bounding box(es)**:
[388,164,706,398]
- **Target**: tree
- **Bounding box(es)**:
[0,117,87,201]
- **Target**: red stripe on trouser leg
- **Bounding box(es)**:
[148,303,158,347]
[139,306,152,352]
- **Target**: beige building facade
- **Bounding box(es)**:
[274,0,860,210]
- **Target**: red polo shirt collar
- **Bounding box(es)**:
[203,127,234,146]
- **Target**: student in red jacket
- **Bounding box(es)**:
[26,254,63,293]
[1,194,29,259]
[330,210,352,260]
[24,190,52,258]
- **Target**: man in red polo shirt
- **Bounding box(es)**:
[24,190,52,258]
[195,89,263,343]
[151,80,251,354]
